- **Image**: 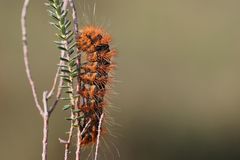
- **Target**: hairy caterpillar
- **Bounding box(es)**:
[77,26,116,146]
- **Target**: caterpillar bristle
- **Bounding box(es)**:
[77,25,116,146]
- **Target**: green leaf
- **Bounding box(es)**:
[61,10,68,19]
[73,124,79,127]
[59,74,69,78]
[65,117,73,121]
[65,90,73,94]
[50,22,61,31]
[60,16,65,25]
[58,46,68,51]
[75,115,84,120]
[70,54,79,61]
[73,109,81,113]
[68,49,74,56]
[67,38,74,44]
[47,9,55,14]
[56,33,66,40]
[68,42,76,50]
[71,67,77,73]
[60,57,69,62]
[59,1,64,8]
[60,85,70,89]
[66,31,73,38]
[65,20,71,29]
[44,2,50,6]
[69,60,76,67]
[63,78,72,83]
[61,69,70,73]
[57,64,68,67]
[54,40,64,45]
[70,71,78,78]
[50,13,59,21]
[63,105,71,110]
[60,97,71,100]
[73,94,80,98]
[61,26,66,35]
[50,4,57,10]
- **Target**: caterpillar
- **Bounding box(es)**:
[77,26,116,146]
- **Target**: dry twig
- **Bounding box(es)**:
[94,113,104,160]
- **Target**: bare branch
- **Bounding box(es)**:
[43,91,48,113]
[81,119,91,136]
[75,126,81,160]
[63,0,69,10]
[42,92,49,160]
[21,0,44,116]
[64,121,74,160]
[75,119,92,160]
[68,0,79,36]
[47,67,60,99]
[48,58,64,114]
[94,113,104,160]
[42,117,49,160]
[48,76,63,114]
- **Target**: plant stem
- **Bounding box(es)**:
[67,1,82,159]
[42,115,49,160]
[94,113,104,160]
[42,91,49,160]
[64,121,74,160]
[21,0,44,116]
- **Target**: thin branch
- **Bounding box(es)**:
[94,113,104,160]
[42,92,49,160]
[67,1,83,160]
[81,119,91,136]
[48,59,64,114]
[75,119,92,159]
[64,120,74,160]
[21,0,44,116]
[75,126,81,160]
[47,67,60,99]
[68,0,79,36]
[48,76,63,114]
[43,91,48,113]
[63,0,69,10]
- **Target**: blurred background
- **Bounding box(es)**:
[1,0,240,159]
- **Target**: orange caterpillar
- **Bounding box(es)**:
[77,26,116,145]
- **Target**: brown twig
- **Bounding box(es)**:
[94,113,104,160]
[62,111,74,160]
[21,0,44,116]
[64,122,74,160]
[48,61,64,115]
[81,119,91,136]
[47,67,60,99]
[42,91,49,160]
[68,0,79,35]
[75,126,82,160]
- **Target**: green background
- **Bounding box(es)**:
[1,0,240,159]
